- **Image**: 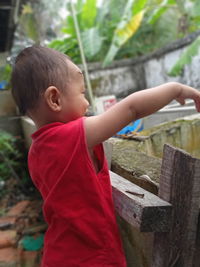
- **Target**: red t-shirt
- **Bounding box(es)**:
[28,117,127,267]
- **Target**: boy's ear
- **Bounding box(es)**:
[44,86,62,112]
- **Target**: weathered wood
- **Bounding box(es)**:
[110,171,172,232]
[152,144,200,267]
[193,213,200,267]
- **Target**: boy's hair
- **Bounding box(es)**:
[11,45,69,115]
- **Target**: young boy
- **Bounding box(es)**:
[11,46,200,267]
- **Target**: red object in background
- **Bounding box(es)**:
[103,98,117,111]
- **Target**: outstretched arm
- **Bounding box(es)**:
[85,82,200,149]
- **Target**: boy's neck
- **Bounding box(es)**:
[27,109,62,130]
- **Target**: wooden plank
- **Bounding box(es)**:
[110,171,172,232]
[152,144,200,267]
[193,213,200,267]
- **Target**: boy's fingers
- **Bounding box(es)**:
[176,98,185,105]
[194,99,200,112]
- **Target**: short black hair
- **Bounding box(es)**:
[11,45,70,115]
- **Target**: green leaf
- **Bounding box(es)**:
[132,0,148,15]
[81,27,103,58]
[169,35,200,76]
[62,16,76,36]
[48,39,69,53]
[48,37,81,63]
[148,0,176,24]
[81,0,97,29]
[96,0,110,26]
[103,7,145,66]
[102,44,119,67]
[75,0,84,13]
[0,131,23,180]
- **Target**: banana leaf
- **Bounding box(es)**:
[169,35,200,76]
[148,0,176,24]
[132,0,148,15]
[48,37,80,63]
[48,39,70,53]
[96,0,110,27]
[81,27,103,59]
[62,16,76,36]
[103,0,146,67]
[81,0,97,29]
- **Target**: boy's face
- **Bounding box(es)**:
[61,60,89,121]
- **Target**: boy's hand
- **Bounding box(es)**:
[175,83,200,112]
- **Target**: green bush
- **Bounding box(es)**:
[0,131,21,180]
[0,131,35,197]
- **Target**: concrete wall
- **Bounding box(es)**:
[0,91,22,136]
[88,63,146,97]
[144,46,200,88]
[86,31,200,97]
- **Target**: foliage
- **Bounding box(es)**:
[48,0,195,66]
[0,131,22,180]
[148,0,176,24]
[169,0,200,76]
[49,0,143,64]
[49,0,105,63]
[102,0,147,66]
[169,35,200,76]
[0,131,33,198]
[49,0,148,65]
[16,0,200,70]
[0,64,12,90]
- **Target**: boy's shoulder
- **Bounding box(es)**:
[29,117,87,162]
[32,117,85,141]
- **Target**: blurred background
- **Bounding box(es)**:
[1,1,200,266]
[1,0,200,77]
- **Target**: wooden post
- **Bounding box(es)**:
[193,212,200,266]
[152,144,200,267]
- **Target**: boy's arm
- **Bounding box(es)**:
[84,82,200,148]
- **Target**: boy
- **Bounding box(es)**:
[11,46,200,267]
